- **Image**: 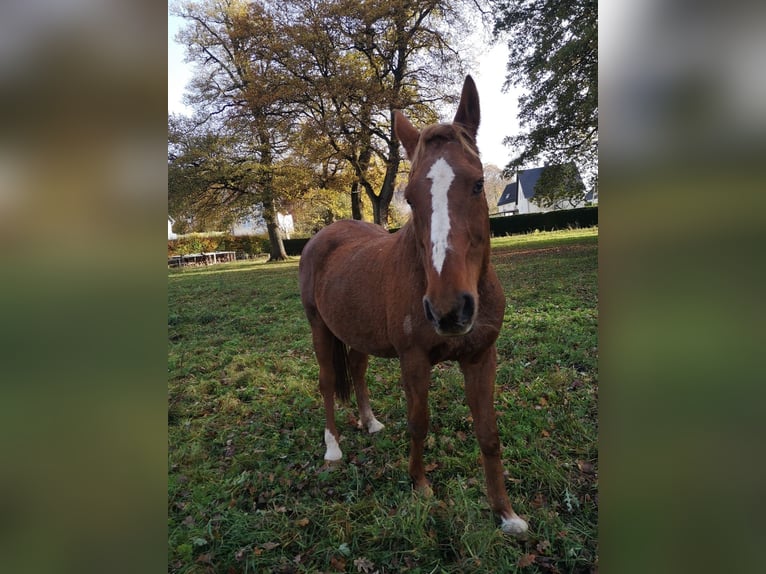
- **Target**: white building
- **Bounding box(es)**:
[497,163,593,215]
[168,216,177,240]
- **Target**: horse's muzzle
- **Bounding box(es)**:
[423,293,476,336]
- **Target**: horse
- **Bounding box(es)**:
[298,76,528,536]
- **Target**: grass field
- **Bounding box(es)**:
[168,227,598,573]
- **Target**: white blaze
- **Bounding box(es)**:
[426,157,455,275]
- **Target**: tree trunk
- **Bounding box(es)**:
[370,114,401,228]
[266,218,288,261]
[351,181,364,220]
[262,191,288,261]
[256,125,287,261]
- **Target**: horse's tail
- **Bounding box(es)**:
[331,336,353,403]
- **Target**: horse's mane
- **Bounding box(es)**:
[408,122,480,177]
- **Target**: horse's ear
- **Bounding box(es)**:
[453,75,480,138]
[394,110,420,159]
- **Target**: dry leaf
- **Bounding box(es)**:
[518,553,536,567]
[330,556,346,572]
[354,556,376,573]
[295,517,310,527]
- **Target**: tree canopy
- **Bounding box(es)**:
[492,0,597,190]
[170,0,476,247]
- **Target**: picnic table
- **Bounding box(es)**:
[168,251,237,267]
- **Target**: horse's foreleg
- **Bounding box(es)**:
[460,347,528,536]
[311,324,343,461]
[348,349,385,434]
[401,354,432,495]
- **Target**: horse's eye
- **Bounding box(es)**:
[472,179,484,195]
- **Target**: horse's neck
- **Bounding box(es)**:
[390,220,423,269]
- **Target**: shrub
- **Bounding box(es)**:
[488,206,598,236]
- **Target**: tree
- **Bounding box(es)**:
[272,0,471,227]
[532,163,586,209]
[173,0,293,260]
[482,164,509,215]
[492,0,597,191]
[172,0,478,238]
[168,114,259,233]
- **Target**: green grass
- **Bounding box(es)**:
[168,227,598,573]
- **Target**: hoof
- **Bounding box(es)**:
[367,418,385,434]
[415,482,434,498]
[324,451,343,462]
[501,514,529,537]
[324,429,343,461]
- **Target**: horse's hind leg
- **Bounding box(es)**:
[348,349,384,434]
[310,322,343,461]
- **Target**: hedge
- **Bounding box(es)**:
[168,206,597,259]
[488,206,598,236]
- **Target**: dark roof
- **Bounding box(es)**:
[517,167,547,200]
[496,163,583,206]
[497,182,518,206]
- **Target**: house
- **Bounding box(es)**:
[277,212,295,240]
[497,163,591,215]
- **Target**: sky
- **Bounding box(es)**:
[168,15,521,169]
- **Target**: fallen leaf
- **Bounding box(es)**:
[577,460,596,474]
[295,517,310,527]
[330,556,347,572]
[424,462,439,472]
[518,553,536,567]
[541,429,550,437]
[536,539,551,554]
[260,541,279,551]
[354,556,376,573]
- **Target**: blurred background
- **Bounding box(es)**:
[0,0,764,572]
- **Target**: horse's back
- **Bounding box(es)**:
[301,220,388,263]
[299,220,403,356]
[300,220,390,286]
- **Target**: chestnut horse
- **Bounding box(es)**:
[298,76,527,535]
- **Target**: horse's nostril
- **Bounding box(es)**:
[423,297,436,323]
[460,293,475,323]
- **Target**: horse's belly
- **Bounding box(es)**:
[319,296,397,358]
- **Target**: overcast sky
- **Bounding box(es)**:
[168,15,521,169]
